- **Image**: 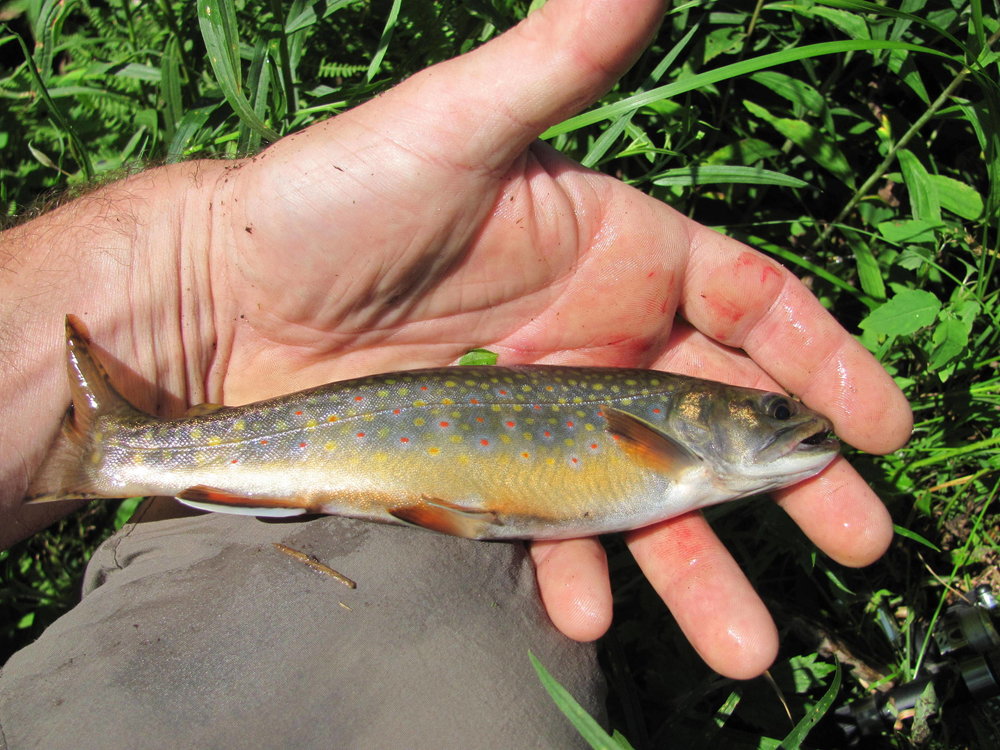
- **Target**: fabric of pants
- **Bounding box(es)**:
[0,508,604,749]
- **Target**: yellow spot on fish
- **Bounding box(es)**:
[324,441,337,451]
[413,400,426,407]
[592,384,604,391]
[234,420,246,431]
[190,428,202,439]
[445,380,457,387]
[428,446,441,456]
[132,454,144,465]
[377,390,389,398]
[450,435,463,444]
[306,419,318,428]
[584,423,595,431]
[500,434,511,444]
[373,451,388,462]
[91,451,101,465]
[207,435,222,446]
[414,417,426,427]
[441,398,454,405]
[546,457,556,466]
[564,439,575,447]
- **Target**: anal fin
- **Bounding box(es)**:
[389,496,500,539]
[175,485,307,518]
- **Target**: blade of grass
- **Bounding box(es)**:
[542,40,950,139]
[199,0,280,143]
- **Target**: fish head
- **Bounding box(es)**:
[667,384,840,496]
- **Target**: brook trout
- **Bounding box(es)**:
[27,316,839,539]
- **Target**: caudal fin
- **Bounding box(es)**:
[25,315,145,503]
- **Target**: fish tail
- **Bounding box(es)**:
[25,315,144,503]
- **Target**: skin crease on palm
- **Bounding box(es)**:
[2,0,912,680]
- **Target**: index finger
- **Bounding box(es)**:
[678,224,912,454]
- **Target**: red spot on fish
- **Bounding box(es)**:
[590,443,598,450]
[393,409,401,415]
[533,404,542,411]
[355,396,364,402]
[571,457,579,464]
[521,452,530,458]
[543,431,552,438]
[299,442,307,448]
[566,421,574,428]
[499,390,508,396]
[400,437,409,443]
[327,416,338,422]
[231,459,238,464]
[356,432,365,438]
[652,408,661,414]
[476,417,484,423]
[439,421,450,428]
[420,386,428,391]
[469,398,479,404]
[294,411,303,416]
[260,439,268,445]
[505,421,515,428]
[481,439,490,446]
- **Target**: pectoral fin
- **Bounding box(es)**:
[389,496,500,539]
[175,485,308,518]
[601,406,702,475]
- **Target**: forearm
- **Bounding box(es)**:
[0,163,221,547]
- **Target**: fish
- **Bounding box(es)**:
[25,315,840,540]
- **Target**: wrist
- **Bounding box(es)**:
[0,161,224,545]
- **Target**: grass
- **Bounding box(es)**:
[2,1,999,747]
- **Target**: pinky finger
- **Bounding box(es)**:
[626,512,779,679]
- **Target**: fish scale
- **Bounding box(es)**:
[26,316,840,540]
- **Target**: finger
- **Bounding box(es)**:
[363,0,665,172]
[626,513,779,679]
[678,225,912,454]
[774,457,894,567]
[530,537,613,642]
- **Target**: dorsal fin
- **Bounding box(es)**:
[601,406,702,475]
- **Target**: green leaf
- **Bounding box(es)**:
[876,219,937,244]
[650,165,808,188]
[198,0,280,142]
[743,101,854,187]
[929,316,971,371]
[897,149,941,224]
[458,348,498,366]
[778,662,841,749]
[366,0,402,83]
[530,651,633,750]
[928,174,984,220]
[892,524,942,552]
[706,138,779,165]
[851,242,886,300]
[750,72,826,113]
[542,40,950,139]
[859,289,941,336]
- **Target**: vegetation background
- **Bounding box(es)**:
[1,0,997,747]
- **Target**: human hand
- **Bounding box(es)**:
[189,0,911,678]
[0,0,911,676]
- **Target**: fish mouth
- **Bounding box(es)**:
[791,418,838,453]
[768,417,839,457]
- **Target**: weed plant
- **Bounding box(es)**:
[2,1,998,748]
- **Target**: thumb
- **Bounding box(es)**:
[362,0,664,170]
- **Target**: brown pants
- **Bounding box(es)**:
[0,510,603,749]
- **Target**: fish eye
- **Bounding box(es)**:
[768,397,793,421]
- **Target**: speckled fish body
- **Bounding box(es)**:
[27,317,840,540]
